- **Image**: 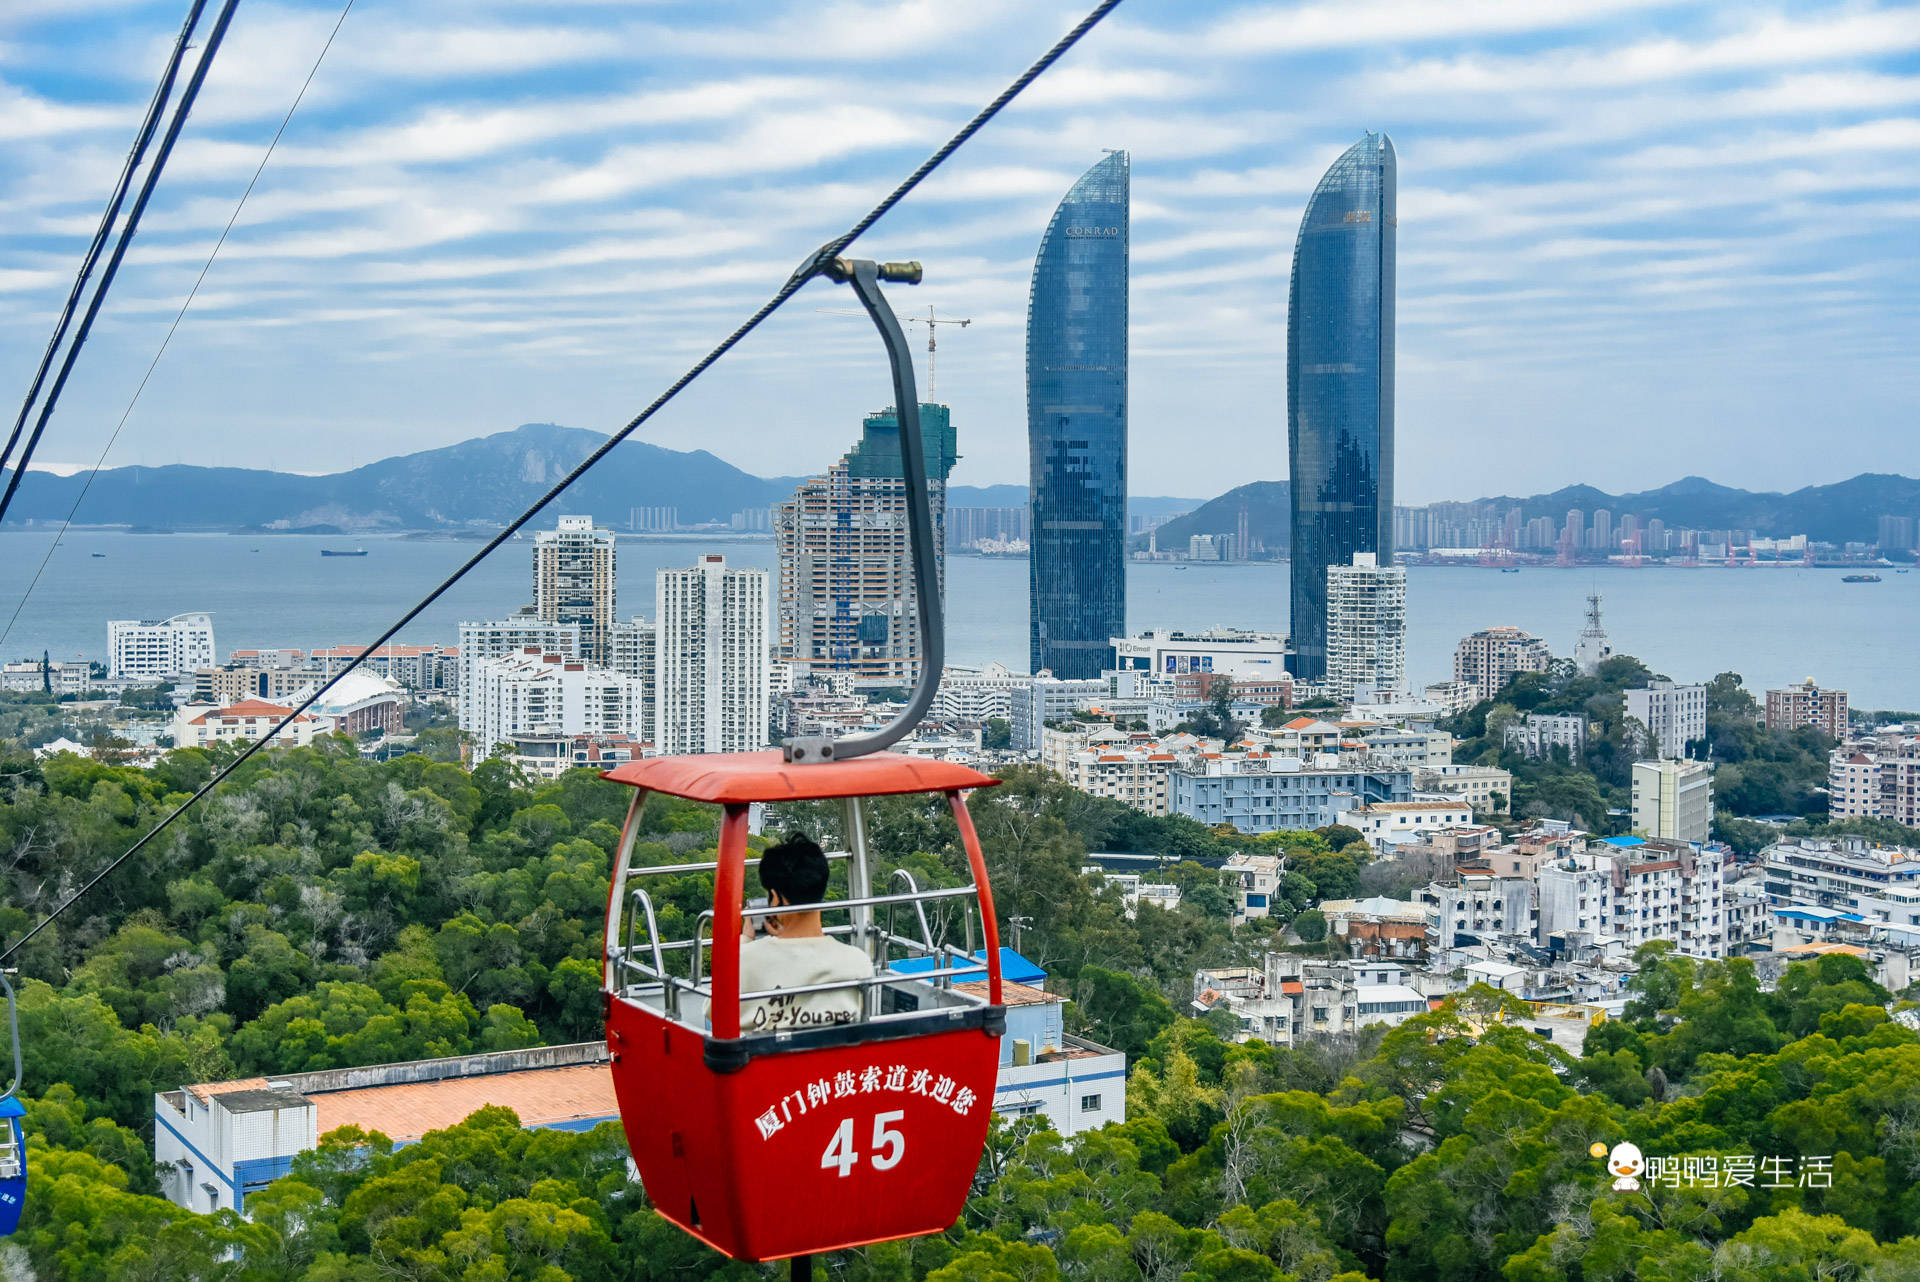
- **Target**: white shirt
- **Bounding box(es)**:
[736,934,873,1034]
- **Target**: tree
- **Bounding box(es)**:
[1292,910,1328,944]
[984,718,1013,751]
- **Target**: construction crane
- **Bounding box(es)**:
[816,305,972,399]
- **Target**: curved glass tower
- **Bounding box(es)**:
[1288,132,1395,682]
[1028,150,1129,678]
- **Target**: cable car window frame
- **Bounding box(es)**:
[605,788,1006,1064]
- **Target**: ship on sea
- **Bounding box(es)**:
[321,548,368,557]
[1843,573,1881,583]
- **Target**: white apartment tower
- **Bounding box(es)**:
[457,613,580,739]
[1573,591,1612,676]
[607,617,658,745]
[656,555,770,754]
[1632,758,1714,844]
[1625,680,1707,760]
[107,612,215,679]
[1324,553,1406,701]
[533,516,617,665]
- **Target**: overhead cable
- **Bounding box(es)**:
[0,0,243,529]
[0,0,210,481]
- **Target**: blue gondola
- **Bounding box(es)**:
[0,974,24,1236]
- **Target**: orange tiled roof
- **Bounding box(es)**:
[311,1062,618,1143]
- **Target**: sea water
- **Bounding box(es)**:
[2,531,1914,709]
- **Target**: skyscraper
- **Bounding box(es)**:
[655,554,769,754]
[1028,150,1128,678]
[1288,133,1395,682]
[532,516,616,664]
[776,404,957,689]
[1324,553,1406,701]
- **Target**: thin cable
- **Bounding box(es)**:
[0,0,208,480]
[0,0,355,655]
[0,0,1125,963]
[0,0,243,529]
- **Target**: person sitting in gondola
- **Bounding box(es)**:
[736,832,873,1033]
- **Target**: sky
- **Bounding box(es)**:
[1,0,1916,504]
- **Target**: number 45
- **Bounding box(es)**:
[820,1111,905,1178]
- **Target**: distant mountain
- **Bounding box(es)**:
[0,424,796,531]
[0,425,1199,532]
[1476,473,1920,545]
[1134,473,1920,553]
[1139,481,1292,552]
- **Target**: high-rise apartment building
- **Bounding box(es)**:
[1288,133,1395,682]
[1624,680,1707,760]
[457,612,580,739]
[1765,679,1849,739]
[1324,553,1406,700]
[107,612,215,679]
[1827,736,1920,827]
[655,555,769,754]
[607,618,658,744]
[1632,758,1714,844]
[533,516,617,664]
[776,404,956,689]
[1029,150,1128,679]
[1452,626,1550,696]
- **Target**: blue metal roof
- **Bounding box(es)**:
[890,947,1047,986]
[1602,836,1646,847]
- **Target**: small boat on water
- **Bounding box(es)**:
[90,553,104,558]
[1843,573,1881,583]
[1499,567,1519,573]
[321,548,368,557]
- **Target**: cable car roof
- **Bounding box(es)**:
[600,750,999,803]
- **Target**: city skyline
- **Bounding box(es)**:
[3,2,1915,501]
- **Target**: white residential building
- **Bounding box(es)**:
[1009,673,1107,751]
[1061,746,1179,815]
[1632,758,1714,843]
[1224,853,1286,922]
[1625,680,1707,760]
[172,699,329,750]
[1507,713,1587,759]
[606,617,658,744]
[1600,837,1728,957]
[1412,764,1512,814]
[0,659,93,695]
[655,555,770,754]
[108,613,215,679]
[457,613,581,738]
[1344,799,1475,848]
[471,650,648,761]
[533,516,617,664]
[930,662,1025,723]
[1763,837,1920,929]
[1324,553,1406,702]
[1110,628,1292,681]
[960,980,1126,1138]
[1422,680,1481,715]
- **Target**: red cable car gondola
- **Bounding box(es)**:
[600,256,1007,1265]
